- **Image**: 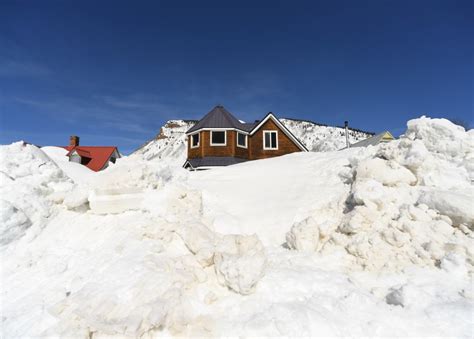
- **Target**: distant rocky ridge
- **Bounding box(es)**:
[131,118,374,163]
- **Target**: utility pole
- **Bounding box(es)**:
[344,121,350,148]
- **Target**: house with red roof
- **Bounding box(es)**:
[64,136,120,172]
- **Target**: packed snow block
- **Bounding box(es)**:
[286,217,320,251]
[0,200,32,245]
[62,187,89,211]
[351,179,386,209]
[337,199,379,235]
[175,222,218,267]
[377,139,430,171]
[418,189,474,228]
[88,187,144,214]
[214,234,267,295]
[356,158,416,186]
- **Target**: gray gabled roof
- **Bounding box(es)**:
[184,156,248,169]
[186,106,246,134]
[241,122,258,132]
[184,106,308,152]
[350,131,395,148]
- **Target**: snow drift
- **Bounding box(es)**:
[285,117,474,270]
[0,142,75,245]
[1,117,473,337]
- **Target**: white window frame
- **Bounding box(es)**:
[236,132,247,149]
[263,130,278,150]
[190,132,200,148]
[210,130,227,146]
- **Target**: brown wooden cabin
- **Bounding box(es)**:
[183,105,308,170]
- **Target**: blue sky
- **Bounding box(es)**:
[0,0,472,154]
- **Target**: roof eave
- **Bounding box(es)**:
[185,127,249,136]
[249,113,308,152]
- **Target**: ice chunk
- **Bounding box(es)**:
[175,222,218,267]
[214,234,267,295]
[356,158,416,186]
[286,217,320,251]
[88,187,144,214]
[419,189,474,228]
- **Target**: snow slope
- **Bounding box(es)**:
[41,146,97,185]
[1,117,473,337]
[132,119,196,164]
[0,142,75,246]
[281,118,373,151]
[188,150,355,247]
[131,118,372,164]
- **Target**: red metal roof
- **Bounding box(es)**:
[64,146,118,171]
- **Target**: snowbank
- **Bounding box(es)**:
[0,142,74,245]
[329,118,473,270]
[187,116,473,272]
[41,146,96,185]
[1,117,473,337]
[188,151,352,247]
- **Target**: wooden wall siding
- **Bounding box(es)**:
[201,130,236,157]
[187,119,301,161]
[234,133,249,159]
[248,119,300,160]
[187,132,202,159]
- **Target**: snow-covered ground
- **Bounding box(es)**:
[1,117,473,337]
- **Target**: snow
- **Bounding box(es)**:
[41,146,96,185]
[132,119,195,164]
[281,118,372,151]
[0,142,74,245]
[1,117,473,337]
[213,234,267,295]
[188,151,352,247]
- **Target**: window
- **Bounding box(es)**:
[263,131,278,150]
[237,132,247,148]
[191,133,199,148]
[81,157,91,165]
[70,152,81,164]
[210,131,226,146]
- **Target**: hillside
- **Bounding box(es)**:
[131,119,197,163]
[132,118,373,163]
[280,118,373,151]
[1,117,472,337]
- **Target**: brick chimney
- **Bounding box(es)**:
[69,135,80,147]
